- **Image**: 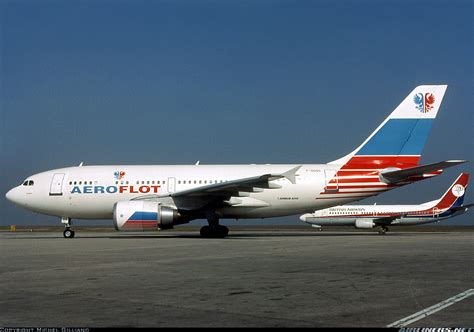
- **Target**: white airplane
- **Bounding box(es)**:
[300,173,472,234]
[5,85,466,238]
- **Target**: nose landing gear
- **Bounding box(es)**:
[61,217,75,238]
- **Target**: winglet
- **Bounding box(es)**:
[280,165,302,184]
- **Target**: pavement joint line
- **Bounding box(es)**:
[386,288,474,327]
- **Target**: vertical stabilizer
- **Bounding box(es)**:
[330,85,448,168]
[431,173,469,210]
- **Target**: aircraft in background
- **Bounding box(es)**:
[5,85,466,238]
[300,173,472,234]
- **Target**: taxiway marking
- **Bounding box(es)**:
[387,288,474,327]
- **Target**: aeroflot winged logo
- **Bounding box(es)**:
[114,171,126,180]
[414,93,435,113]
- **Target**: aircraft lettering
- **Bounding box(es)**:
[70,185,160,194]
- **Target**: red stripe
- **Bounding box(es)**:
[335,178,383,183]
[336,170,381,177]
[316,195,372,200]
[321,190,389,194]
[326,184,397,189]
[341,156,420,170]
[123,220,158,229]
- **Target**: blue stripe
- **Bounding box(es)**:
[357,119,433,156]
[128,211,158,221]
[452,196,465,208]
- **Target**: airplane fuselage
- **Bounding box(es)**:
[8,163,380,220]
[302,203,465,227]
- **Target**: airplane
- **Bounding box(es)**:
[299,173,472,234]
[5,85,466,238]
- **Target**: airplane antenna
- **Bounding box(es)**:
[195,161,200,166]
[79,162,84,167]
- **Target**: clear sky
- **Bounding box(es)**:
[1,0,473,226]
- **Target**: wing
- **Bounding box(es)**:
[171,168,299,198]
[380,160,467,184]
[133,165,302,209]
[373,215,405,225]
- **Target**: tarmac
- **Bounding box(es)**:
[0,226,473,327]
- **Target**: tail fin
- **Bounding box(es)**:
[330,85,448,169]
[431,173,469,210]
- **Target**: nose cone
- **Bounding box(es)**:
[6,188,14,202]
[299,214,307,222]
[5,187,20,204]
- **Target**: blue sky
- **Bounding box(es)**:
[1,0,473,226]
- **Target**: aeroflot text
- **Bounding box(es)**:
[70,185,161,194]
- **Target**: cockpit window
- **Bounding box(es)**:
[28,180,34,186]
[23,181,28,186]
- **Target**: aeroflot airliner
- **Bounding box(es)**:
[5,85,466,238]
[300,173,472,234]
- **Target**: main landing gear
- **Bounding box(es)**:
[200,214,229,238]
[378,226,389,235]
[61,217,75,238]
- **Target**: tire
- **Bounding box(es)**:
[200,226,210,238]
[63,229,75,238]
[200,225,228,238]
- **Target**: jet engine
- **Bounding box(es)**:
[354,219,375,229]
[113,201,188,231]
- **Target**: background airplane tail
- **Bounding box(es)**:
[330,85,448,169]
[431,173,469,210]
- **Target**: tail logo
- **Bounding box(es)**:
[414,93,435,113]
[114,171,126,180]
[452,184,465,197]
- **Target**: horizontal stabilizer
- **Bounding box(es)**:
[380,160,467,184]
[451,203,474,212]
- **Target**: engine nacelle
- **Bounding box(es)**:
[113,201,185,231]
[354,219,375,229]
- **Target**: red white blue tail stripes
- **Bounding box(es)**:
[320,85,448,203]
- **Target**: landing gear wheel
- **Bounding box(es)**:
[200,225,210,237]
[378,226,388,235]
[200,225,229,238]
[63,228,75,238]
